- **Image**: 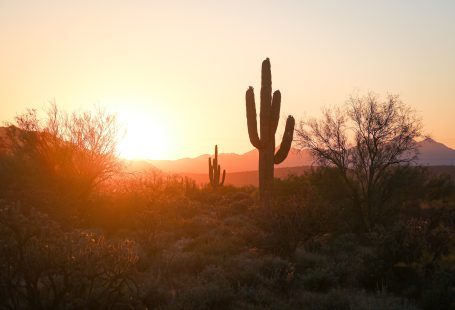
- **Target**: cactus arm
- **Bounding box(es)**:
[221,169,226,185]
[209,157,214,184]
[270,90,281,136]
[274,115,295,164]
[217,165,221,186]
[246,87,263,149]
[260,58,272,145]
[213,145,219,183]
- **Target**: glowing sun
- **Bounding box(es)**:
[117,110,170,160]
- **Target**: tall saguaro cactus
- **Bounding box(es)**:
[246,58,295,207]
[208,145,226,188]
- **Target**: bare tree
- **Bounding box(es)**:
[296,93,423,230]
[5,103,122,198]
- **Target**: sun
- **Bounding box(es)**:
[116,110,170,160]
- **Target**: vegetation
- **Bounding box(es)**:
[296,93,423,231]
[208,145,226,188]
[246,58,295,208]
[0,98,454,309]
[0,104,121,222]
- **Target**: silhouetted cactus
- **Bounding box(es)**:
[246,58,295,207]
[208,145,226,188]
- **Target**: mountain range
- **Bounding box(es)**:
[124,138,455,186]
[131,138,455,173]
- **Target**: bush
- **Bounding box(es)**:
[173,266,234,310]
[0,202,139,309]
[295,289,418,310]
[294,248,328,273]
[301,268,336,292]
[296,290,350,310]
[253,199,308,256]
[348,290,419,310]
[420,267,455,310]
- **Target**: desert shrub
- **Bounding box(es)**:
[1,105,122,223]
[317,234,371,287]
[300,268,337,292]
[234,286,277,308]
[140,275,171,309]
[375,218,452,267]
[357,214,455,302]
[275,170,361,235]
[172,266,234,310]
[222,252,295,297]
[294,248,329,273]
[424,173,454,201]
[0,202,139,309]
[258,255,296,292]
[221,200,252,218]
[296,290,350,310]
[133,209,171,262]
[161,248,214,277]
[298,235,385,291]
[184,227,245,257]
[210,190,255,219]
[421,202,455,230]
[294,289,418,310]
[374,219,427,267]
[348,290,419,310]
[229,200,250,213]
[420,266,455,310]
[222,191,255,205]
[223,253,265,288]
[358,223,426,294]
[253,199,308,257]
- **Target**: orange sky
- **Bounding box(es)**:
[1,1,454,159]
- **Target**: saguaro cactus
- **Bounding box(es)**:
[208,145,226,188]
[246,58,295,207]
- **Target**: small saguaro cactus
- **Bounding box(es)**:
[246,58,295,208]
[208,145,226,188]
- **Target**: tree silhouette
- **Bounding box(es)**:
[296,93,423,230]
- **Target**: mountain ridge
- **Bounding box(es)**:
[139,139,455,174]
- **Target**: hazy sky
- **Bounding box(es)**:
[1,0,454,159]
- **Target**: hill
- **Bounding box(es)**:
[147,148,313,174]
[143,138,455,175]
[417,138,455,165]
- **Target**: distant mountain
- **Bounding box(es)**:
[121,159,159,174]
[416,138,455,166]
[147,148,313,174]
[145,138,455,175]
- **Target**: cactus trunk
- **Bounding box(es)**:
[259,135,275,208]
[246,58,295,208]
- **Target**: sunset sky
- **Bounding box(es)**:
[1,0,454,160]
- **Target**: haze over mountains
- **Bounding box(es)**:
[124,138,455,186]
[135,138,455,173]
[144,148,312,174]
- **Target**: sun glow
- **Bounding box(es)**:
[116,109,170,160]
